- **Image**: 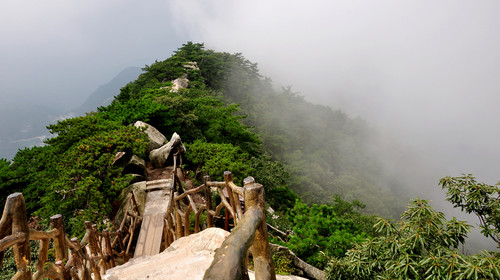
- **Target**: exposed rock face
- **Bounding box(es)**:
[113,152,148,178]
[183,61,199,70]
[122,154,147,177]
[104,228,307,280]
[104,228,229,280]
[171,77,189,92]
[149,132,185,168]
[134,121,166,153]
[114,181,147,225]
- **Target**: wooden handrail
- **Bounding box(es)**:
[204,207,263,280]
[162,170,275,279]
[0,232,27,252]
[203,179,276,280]
[1,168,276,280]
[0,191,142,280]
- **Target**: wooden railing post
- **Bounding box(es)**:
[174,195,184,239]
[204,175,213,227]
[8,193,31,280]
[103,229,115,268]
[224,171,236,221]
[204,177,276,280]
[244,177,276,280]
[0,193,17,268]
[85,221,102,280]
[69,236,92,280]
[50,214,68,261]
[224,171,244,224]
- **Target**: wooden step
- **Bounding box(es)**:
[134,185,172,258]
[146,179,173,191]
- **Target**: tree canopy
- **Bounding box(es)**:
[440,174,500,247]
[327,198,499,280]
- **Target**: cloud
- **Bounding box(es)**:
[167,0,500,182]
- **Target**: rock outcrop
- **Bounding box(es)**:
[104,227,307,280]
[114,181,147,225]
[134,121,166,153]
[113,152,148,179]
[122,154,147,177]
[171,76,189,92]
[104,228,229,280]
[183,61,199,70]
[149,132,185,168]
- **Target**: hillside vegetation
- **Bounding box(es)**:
[1,43,498,278]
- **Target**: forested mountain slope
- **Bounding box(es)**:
[1,42,498,279]
[0,42,406,222]
[152,42,407,216]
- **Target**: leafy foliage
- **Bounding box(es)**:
[327,198,500,280]
[248,155,298,212]
[37,124,149,234]
[440,174,500,246]
[271,199,375,270]
[185,140,253,183]
[0,146,58,214]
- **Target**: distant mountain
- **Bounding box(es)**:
[73,67,142,116]
[0,67,142,160]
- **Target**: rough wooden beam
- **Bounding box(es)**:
[9,193,31,280]
[50,214,68,261]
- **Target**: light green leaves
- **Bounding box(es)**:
[327,198,499,280]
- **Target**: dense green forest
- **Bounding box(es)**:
[0,43,498,278]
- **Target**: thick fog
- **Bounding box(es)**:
[166,0,500,188]
[167,0,500,250]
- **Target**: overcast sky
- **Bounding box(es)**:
[2,1,500,187]
[0,0,186,108]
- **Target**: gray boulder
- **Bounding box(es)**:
[122,154,147,177]
[183,61,199,70]
[104,227,306,280]
[171,77,189,92]
[113,152,148,178]
[134,121,166,153]
[149,132,185,168]
[114,181,147,225]
[104,228,229,280]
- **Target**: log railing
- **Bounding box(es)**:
[163,169,276,280]
[163,170,247,247]
[203,177,276,280]
[0,191,142,280]
[1,167,275,279]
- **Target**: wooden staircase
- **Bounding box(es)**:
[133,179,173,258]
